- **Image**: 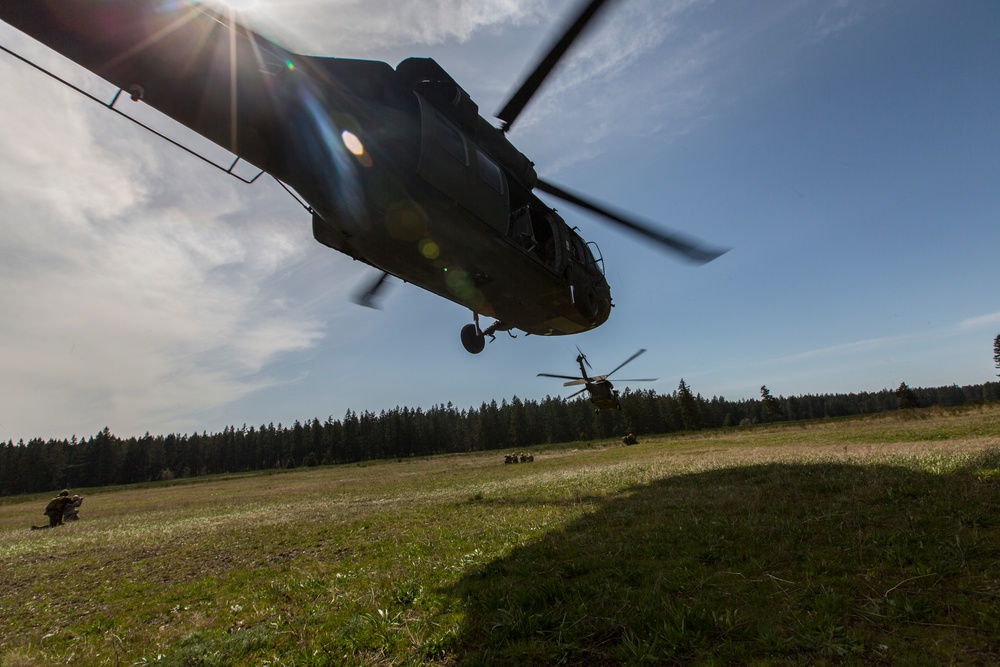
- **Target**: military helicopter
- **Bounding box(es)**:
[538,348,656,412]
[0,0,725,354]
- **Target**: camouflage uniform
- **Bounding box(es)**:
[63,495,83,521]
[34,490,75,529]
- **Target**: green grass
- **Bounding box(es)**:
[2,404,999,665]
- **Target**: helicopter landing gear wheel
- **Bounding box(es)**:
[461,315,515,353]
[461,323,485,354]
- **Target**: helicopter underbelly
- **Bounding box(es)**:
[301,88,611,336]
[313,191,608,336]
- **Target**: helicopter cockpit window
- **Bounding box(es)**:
[476,150,505,194]
[587,241,606,275]
[433,111,468,165]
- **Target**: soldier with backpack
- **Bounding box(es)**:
[31,490,77,530]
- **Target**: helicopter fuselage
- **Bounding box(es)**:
[583,380,621,411]
[0,0,613,344]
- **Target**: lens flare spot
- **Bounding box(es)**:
[445,268,480,304]
[386,201,428,241]
[341,130,364,156]
[341,130,372,167]
[298,94,364,223]
[419,239,440,259]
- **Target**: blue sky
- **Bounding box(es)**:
[1,0,997,442]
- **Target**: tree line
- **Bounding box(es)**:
[2,380,998,497]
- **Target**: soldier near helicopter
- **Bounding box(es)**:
[31,490,79,530]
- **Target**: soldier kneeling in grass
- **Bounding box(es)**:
[31,490,77,530]
[63,495,83,521]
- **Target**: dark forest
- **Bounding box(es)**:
[3,381,998,497]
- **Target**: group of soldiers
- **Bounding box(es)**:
[31,489,83,530]
[503,434,638,464]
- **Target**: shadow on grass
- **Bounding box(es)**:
[447,452,1000,666]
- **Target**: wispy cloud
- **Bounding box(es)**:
[957,312,1000,331]
[0,53,340,441]
[811,0,884,42]
[237,0,882,181]
[769,333,919,366]
[243,0,549,53]
[506,0,719,172]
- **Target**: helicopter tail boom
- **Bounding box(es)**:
[0,0,297,177]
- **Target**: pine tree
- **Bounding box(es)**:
[508,396,528,448]
[760,385,783,421]
[676,379,701,430]
[896,382,919,409]
[993,334,1000,378]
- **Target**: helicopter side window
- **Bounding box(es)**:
[508,206,535,250]
[533,213,557,267]
[569,234,598,271]
[476,150,505,194]
[507,206,560,269]
[567,236,582,262]
[433,111,468,165]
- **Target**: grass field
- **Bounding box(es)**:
[2,405,999,666]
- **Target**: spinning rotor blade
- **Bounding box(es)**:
[496,0,617,131]
[606,349,647,379]
[536,373,587,387]
[562,379,589,387]
[566,387,589,399]
[537,372,581,380]
[576,345,593,369]
[535,179,728,264]
[614,378,659,383]
[352,271,392,309]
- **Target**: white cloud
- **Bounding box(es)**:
[0,51,339,441]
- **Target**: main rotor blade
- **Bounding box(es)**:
[535,178,728,264]
[606,349,647,378]
[496,0,617,131]
[538,373,584,381]
[562,379,589,387]
[614,378,659,383]
[566,387,589,399]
